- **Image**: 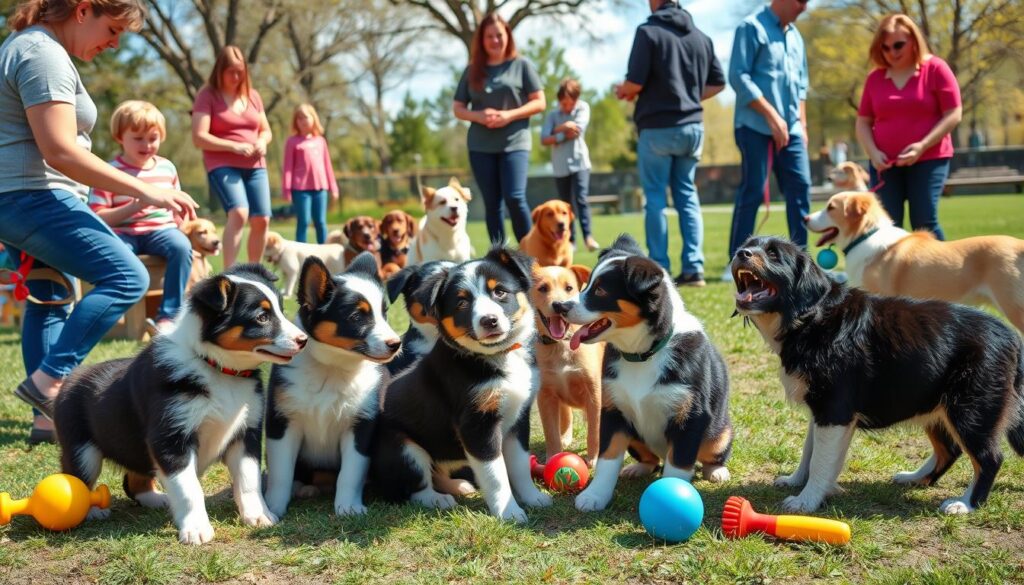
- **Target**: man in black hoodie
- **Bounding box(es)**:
[616,0,724,287]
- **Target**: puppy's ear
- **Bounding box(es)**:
[180,219,196,235]
[623,256,664,297]
[343,219,355,238]
[448,176,461,190]
[191,274,236,312]
[405,212,417,237]
[531,204,544,225]
[421,268,450,321]
[608,233,644,257]
[460,186,472,202]
[298,256,334,312]
[785,240,833,323]
[376,219,383,236]
[346,251,381,281]
[486,246,534,291]
[386,264,417,303]
[569,264,591,289]
[421,186,436,208]
[843,196,870,218]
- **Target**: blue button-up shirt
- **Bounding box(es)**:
[540,100,592,177]
[728,5,808,137]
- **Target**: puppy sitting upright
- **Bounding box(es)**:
[385,260,455,376]
[379,210,417,278]
[554,234,733,512]
[731,236,1024,514]
[370,248,552,522]
[53,264,308,544]
[264,253,401,518]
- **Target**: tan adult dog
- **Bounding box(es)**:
[828,161,870,191]
[263,231,346,298]
[408,177,473,265]
[180,218,221,292]
[805,191,1024,331]
[520,200,574,268]
[530,264,604,466]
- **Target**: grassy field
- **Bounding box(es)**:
[1,195,1023,584]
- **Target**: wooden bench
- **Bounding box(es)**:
[588,194,621,215]
[943,166,1024,195]
[81,255,167,341]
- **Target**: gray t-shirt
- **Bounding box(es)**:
[0,25,95,199]
[454,57,542,153]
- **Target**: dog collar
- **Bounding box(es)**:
[842,228,880,256]
[203,356,258,378]
[538,334,560,345]
[619,328,674,363]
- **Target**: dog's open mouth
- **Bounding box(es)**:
[569,318,610,350]
[734,269,776,305]
[442,214,460,227]
[814,227,839,247]
[256,348,297,362]
[542,313,568,340]
[551,228,568,241]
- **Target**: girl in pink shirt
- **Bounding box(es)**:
[282,104,339,243]
[856,14,962,240]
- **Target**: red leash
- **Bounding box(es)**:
[8,252,35,301]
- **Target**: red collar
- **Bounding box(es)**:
[203,356,258,378]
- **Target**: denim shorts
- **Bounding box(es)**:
[208,166,272,217]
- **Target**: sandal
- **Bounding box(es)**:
[13,377,54,420]
[27,427,55,445]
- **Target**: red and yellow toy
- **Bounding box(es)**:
[1,474,110,531]
[721,496,851,545]
[530,452,589,492]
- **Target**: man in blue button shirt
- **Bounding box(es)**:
[725,0,811,281]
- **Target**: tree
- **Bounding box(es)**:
[587,86,635,171]
[390,93,442,170]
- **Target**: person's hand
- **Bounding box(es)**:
[767,113,790,149]
[480,108,501,126]
[614,83,636,102]
[869,148,893,172]
[895,142,924,167]
[564,122,580,139]
[254,138,267,157]
[232,142,256,157]
[138,185,199,222]
[485,110,512,129]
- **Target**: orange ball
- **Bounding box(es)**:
[543,452,589,492]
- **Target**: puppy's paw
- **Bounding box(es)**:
[774,472,807,488]
[134,491,169,509]
[334,500,368,517]
[575,488,611,512]
[939,498,974,515]
[893,471,930,486]
[241,509,278,528]
[620,462,656,478]
[178,519,215,545]
[498,503,528,524]
[294,484,321,499]
[518,487,552,508]
[263,491,290,518]
[782,493,823,514]
[702,465,731,483]
[449,479,476,496]
[86,506,111,521]
[411,489,457,510]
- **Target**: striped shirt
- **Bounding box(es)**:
[89,155,179,235]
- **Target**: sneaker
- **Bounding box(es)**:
[720,267,734,283]
[673,272,706,287]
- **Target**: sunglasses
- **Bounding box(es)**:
[882,41,908,53]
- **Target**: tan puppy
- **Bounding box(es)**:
[408,177,473,265]
[180,218,221,292]
[530,264,604,466]
[263,231,346,297]
[828,161,870,191]
[341,216,383,276]
[805,191,1024,330]
[379,210,417,278]
[520,200,574,268]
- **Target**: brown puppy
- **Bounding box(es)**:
[828,161,870,191]
[530,264,604,466]
[805,191,1024,331]
[379,210,417,278]
[179,218,221,292]
[342,216,383,276]
[520,200,574,267]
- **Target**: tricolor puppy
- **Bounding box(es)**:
[731,236,1024,514]
[408,177,473,265]
[530,264,604,466]
[805,191,1024,331]
[263,231,346,298]
[827,161,870,191]
[385,260,455,376]
[53,264,308,544]
[370,247,552,522]
[553,234,733,512]
[263,253,401,518]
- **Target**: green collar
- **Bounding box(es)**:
[842,228,880,256]
[620,328,674,363]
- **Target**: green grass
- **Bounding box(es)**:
[2,195,1024,583]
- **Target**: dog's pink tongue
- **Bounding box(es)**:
[548,315,567,339]
[570,324,589,350]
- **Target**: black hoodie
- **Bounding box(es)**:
[625,1,724,130]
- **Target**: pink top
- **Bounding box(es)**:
[858,56,961,163]
[281,135,339,202]
[193,86,267,171]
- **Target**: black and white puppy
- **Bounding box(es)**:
[264,253,401,518]
[385,260,455,376]
[553,234,733,512]
[369,247,552,522]
[53,264,308,544]
[731,236,1024,514]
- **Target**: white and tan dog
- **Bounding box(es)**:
[263,231,346,298]
[805,191,1024,331]
[828,161,870,192]
[408,178,473,265]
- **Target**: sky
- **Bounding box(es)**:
[388,0,754,111]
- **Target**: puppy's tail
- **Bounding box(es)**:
[1008,344,1024,457]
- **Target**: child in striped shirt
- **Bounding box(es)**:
[89,101,194,335]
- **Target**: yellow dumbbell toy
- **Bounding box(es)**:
[1,473,110,531]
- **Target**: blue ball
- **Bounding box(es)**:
[817,247,839,270]
[638,477,704,542]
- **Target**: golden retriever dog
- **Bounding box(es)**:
[263,231,346,297]
[379,210,417,278]
[520,200,574,268]
[805,191,1024,331]
[828,161,870,192]
[180,218,221,292]
[530,264,604,466]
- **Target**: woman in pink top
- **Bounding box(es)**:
[856,14,962,240]
[282,104,338,243]
[191,45,273,266]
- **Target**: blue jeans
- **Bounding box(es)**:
[870,158,949,240]
[208,167,272,217]
[728,126,811,258]
[117,228,192,321]
[293,189,328,244]
[468,150,532,243]
[554,170,594,243]
[638,124,705,276]
[0,189,148,386]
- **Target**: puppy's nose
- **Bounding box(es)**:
[449,206,458,213]
[557,222,566,230]
[294,333,308,349]
[385,338,401,352]
[802,215,810,223]
[551,300,574,315]
[736,248,753,260]
[479,315,499,330]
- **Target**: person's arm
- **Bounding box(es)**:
[855,115,890,172]
[703,40,726,101]
[800,100,808,149]
[281,136,294,202]
[540,110,558,146]
[322,137,339,199]
[26,102,196,219]
[453,100,488,125]
[486,90,546,128]
[617,28,650,102]
[616,81,642,101]
[896,106,962,166]
[702,85,725,100]
[254,109,272,157]
[89,185,144,227]
[191,110,254,156]
[729,23,788,147]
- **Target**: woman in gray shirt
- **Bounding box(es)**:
[0,0,196,443]
[453,13,545,243]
